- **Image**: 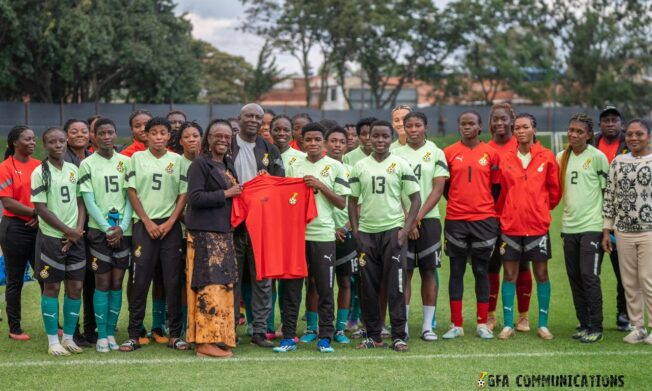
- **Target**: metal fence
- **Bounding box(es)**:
[0,101,603,136]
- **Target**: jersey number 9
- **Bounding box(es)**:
[60,186,71,203]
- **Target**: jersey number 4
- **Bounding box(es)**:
[371,176,386,194]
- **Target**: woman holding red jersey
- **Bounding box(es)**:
[495,114,561,340]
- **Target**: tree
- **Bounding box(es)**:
[244,40,286,101]
[0,0,203,103]
[197,41,253,104]
[241,0,322,107]
[543,0,652,115]
[446,0,556,105]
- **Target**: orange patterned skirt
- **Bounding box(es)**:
[186,233,236,346]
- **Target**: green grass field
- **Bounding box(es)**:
[1,135,649,390]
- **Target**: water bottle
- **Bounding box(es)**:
[108,208,120,228]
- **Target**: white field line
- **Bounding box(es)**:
[0,350,650,368]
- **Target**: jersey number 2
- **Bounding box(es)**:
[570,171,578,185]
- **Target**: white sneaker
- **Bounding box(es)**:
[442,326,464,339]
[476,324,495,339]
[61,338,83,354]
[107,336,120,351]
[624,328,648,344]
[381,327,390,339]
[48,343,71,357]
[96,339,110,353]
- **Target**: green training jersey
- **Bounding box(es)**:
[393,140,449,219]
[287,156,351,242]
[556,145,609,233]
[343,146,371,167]
[281,147,306,171]
[31,161,80,238]
[126,149,187,222]
[349,154,420,233]
[389,140,407,151]
[332,162,352,229]
[79,152,132,235]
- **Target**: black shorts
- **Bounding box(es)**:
[407,218,442,271]
[335,234,359,276]
[86,228,132,273]
[35,231,86,283]
[500,233,551,263]
[444,218,499,260]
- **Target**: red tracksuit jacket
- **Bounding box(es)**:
[497,142,561,236]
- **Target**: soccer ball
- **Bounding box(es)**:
[477,379,486,389]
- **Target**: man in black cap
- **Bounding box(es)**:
[594,105,631,332]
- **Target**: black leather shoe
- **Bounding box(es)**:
[250,333,274,348]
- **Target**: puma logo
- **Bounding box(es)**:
[590,241,599,249]
[69,312,80,317]
[109,310,120,315]
[392,254,401,263]
[95,313,104,320]
[540,309,548,314]
[455,156,464,162]
[504,306,512,312]
[323,254,333,262]
[43,312,56,319]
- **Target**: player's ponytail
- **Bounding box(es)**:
[4,126,31,161]
[559,146,572,195]
[41,127,63,192]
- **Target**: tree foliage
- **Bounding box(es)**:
[0,0,202,103]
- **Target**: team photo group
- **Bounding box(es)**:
[1,101,652,359]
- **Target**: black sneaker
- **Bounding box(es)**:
[251,333,274,348]
[73,332,92,348]
[617,313,632,331]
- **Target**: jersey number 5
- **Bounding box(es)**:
[152,173,162,190]
[371,176,386,194]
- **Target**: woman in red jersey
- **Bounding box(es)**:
[494,114,561,340]
[0,126,42,341]
[442,111,501,340]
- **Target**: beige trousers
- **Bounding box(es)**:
[615,230,652,328]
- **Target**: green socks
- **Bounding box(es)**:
[152,299,166,331]
[502,281,516,328]
[537,281,551,328]
[306,311,318,332]
[41,295,59,336]
[336,308,349,332]
[63,296,81,336]
[93,290,109,339]
[107,290,122,337]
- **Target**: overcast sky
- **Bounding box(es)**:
[175,0,450,75]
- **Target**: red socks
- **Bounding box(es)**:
[477,302,489,324]
[488,272,500,312]
[450,300,463,327]
[517,270,533,314]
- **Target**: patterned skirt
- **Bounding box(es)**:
[186,232,236,346]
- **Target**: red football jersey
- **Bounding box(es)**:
[120,140,146,157]
[0,157,42,221]
[231,174,317,280]
[444,141,500,221]
[488,137,517,156]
